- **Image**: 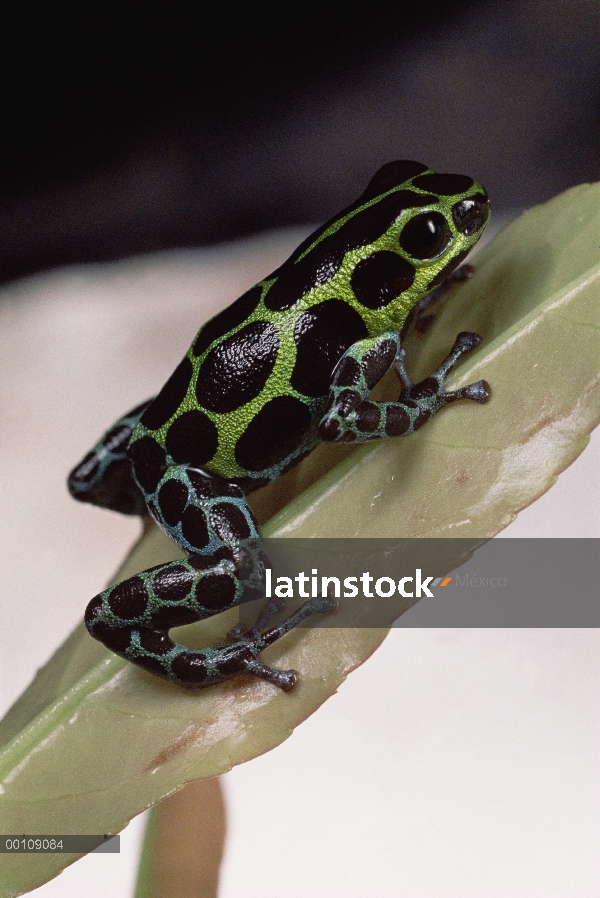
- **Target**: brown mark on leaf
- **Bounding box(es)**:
[145,722,215,772]
[520,415,556,443]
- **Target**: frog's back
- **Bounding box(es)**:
[129,161,489,488]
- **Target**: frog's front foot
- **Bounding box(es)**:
[396,331,491,427]
[319,329,490,444]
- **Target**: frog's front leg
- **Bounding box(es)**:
[68,400,153,515]
[319,331,490,443]
[415,264,474,333]
[84,465,332,690]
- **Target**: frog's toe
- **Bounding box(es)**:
[454,331,482,352]
[245,659,298,692]
[311,595,338,614]
[227,597,286,641]
[226,622,250,641]
[462,379,491,403]
[427,331,482,384]
[272,669,298,693]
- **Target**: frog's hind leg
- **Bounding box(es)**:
[68,400,153,515]
[84,465,331,689]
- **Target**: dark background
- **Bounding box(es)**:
[1,0,598,285]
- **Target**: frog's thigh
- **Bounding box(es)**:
[84,551,243,683]
[146,464,261,556]
[84,465,268,685]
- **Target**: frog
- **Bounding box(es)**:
[69,159,490,692]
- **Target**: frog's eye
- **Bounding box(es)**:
[399,211,451,260]
[452,195,490,236]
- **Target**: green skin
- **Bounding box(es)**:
[69,160,491,692]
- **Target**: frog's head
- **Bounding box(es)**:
[355,160,490,327]
[342,160,490,330]
[262,160,489,331]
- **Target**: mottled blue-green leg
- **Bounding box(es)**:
[85,464,332,689]
[319,330,490,443]
[68,400,153,515]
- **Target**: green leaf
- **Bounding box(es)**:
[0,183,598,897]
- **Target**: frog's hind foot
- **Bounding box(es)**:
[226,597,286,641]
[244,660,298,692]
[240,595,336,692]
[251,595,336,652]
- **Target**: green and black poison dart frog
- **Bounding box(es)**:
[69,160,490,692]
